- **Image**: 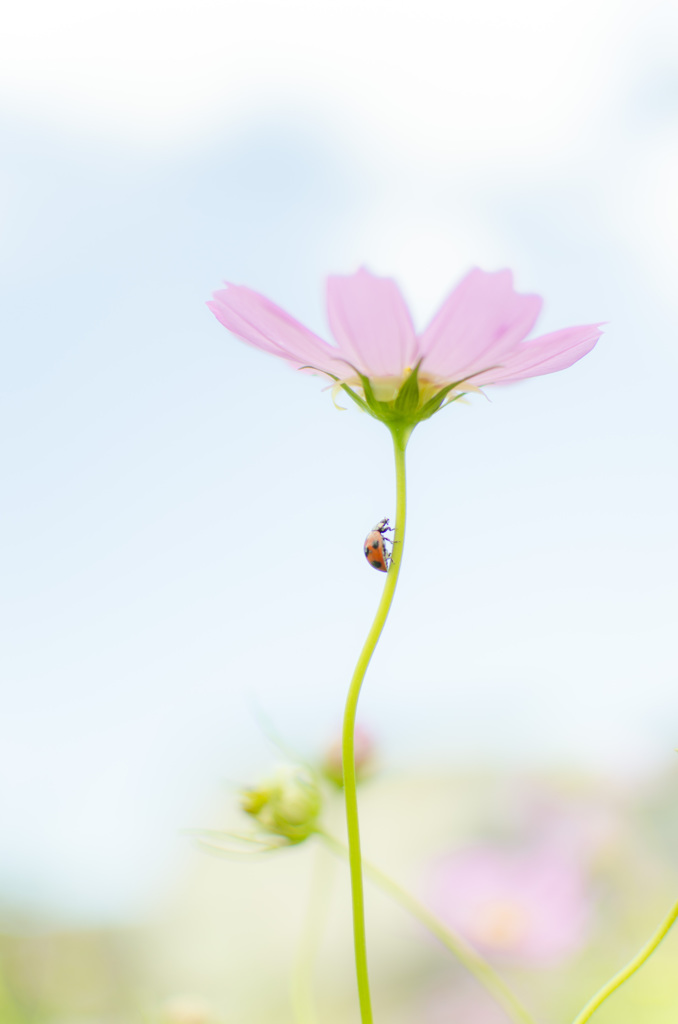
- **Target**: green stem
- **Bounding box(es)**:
[570,897,678,1024]
[318,830,538,1024]
[290,845,336,1024]
[342,425,410,1024]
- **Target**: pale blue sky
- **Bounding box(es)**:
[1,0,677,924]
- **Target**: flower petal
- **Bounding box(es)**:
[208,285,339,374]
[326,268,418,377]
[470,324,603,385]
[418,269,543,380]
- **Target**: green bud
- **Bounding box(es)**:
[322,726,376,789]
[240,787,269,816]
[241,766,322,844]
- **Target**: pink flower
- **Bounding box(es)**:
[322,724,375,788]
[208,268,601,424]
[429,843,592,964]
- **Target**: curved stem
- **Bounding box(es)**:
[342,426,409,1024]
[317,830,538,1024]
[570,897,678,1024]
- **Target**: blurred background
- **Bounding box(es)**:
[1,0,677,1020]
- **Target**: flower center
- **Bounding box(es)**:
[470,899,532,949]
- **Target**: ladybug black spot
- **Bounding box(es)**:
[371,540,379,549]
[370,559,381,567]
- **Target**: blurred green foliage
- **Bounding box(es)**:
[1,767,676,1024]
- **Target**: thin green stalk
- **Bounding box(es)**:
[570,897,678,1024]
[290,845,336,1024]
[318,830,538,1024]
[342,424,410,1024]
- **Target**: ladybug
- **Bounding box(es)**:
[364,517,393,572]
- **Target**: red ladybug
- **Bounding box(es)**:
[364,518,393,572]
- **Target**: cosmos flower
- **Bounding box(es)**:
[428,843,592,964]
[322,724,376,788]
[208,268,602,426]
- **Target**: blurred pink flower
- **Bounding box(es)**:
[208,268,601,408]
[322,724,375,787]
[429,843,592,964]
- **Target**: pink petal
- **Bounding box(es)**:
[471,324,603,385]
[326,268,418,377]
[430,845,591,964]
[418,269,543,381]
[208,285,340,375]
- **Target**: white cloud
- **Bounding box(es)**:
[0,0,641,159]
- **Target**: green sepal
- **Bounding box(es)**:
[394,361,421,416]
[339,383,372,416]
[299,365,372,416]
[349,369,392,420]
[300,362,486,432]
[415,380,465,422]
[414,369,488,422]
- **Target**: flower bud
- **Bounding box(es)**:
[240,766,321,844]
[322,726,375,788]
